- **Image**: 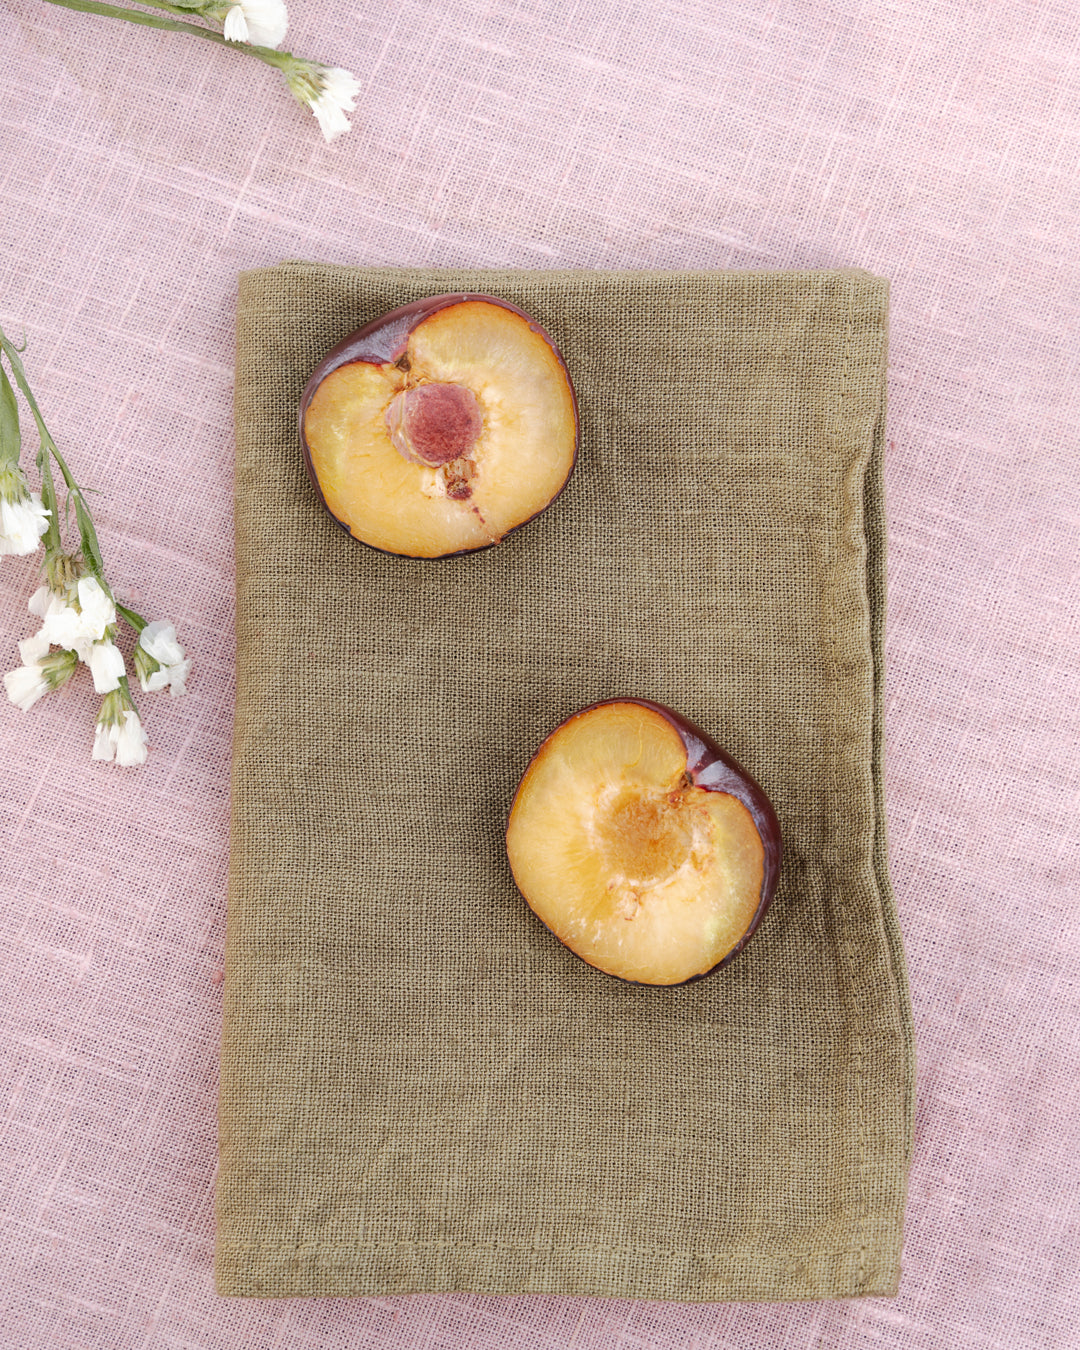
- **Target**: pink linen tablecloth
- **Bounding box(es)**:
[1,1,1077,1347]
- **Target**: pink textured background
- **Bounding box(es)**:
[2,0,1078,1345]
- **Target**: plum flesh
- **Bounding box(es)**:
[506,699,782,986]
[300,295,579,559]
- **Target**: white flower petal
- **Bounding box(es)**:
[28,585,52,618]
[4,663,48,712]
[137,620,190,695]
[92,722,117,762]
[223,5,249,42]
[139,620,184,667]
[310,67,360,142]
[322,66,360,104]
[115,710,149,766]
[142,667,170,694]
[242,0,287,47]
[40,602,86,649]
[75,577,116,637]
[87,639,125,694]
[165,656,191,697]
[18,630,51,665]
[0,493,50,556]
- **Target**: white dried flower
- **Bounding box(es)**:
[4,662,49,711]
[222,0,288,49]
[39,575,116,651]
[0,465,50,556]
[28,584,56,619]
[92,710,148,766]
[4,647,77,711]
[86,638,126,694]
[135,620,190,696]
[3,322,186,769]
[284,60,360,142]
[93,689,148,767]
[310,67,360,141]
[18,629,52,665]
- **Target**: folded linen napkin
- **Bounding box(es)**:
[216,264,915,1301]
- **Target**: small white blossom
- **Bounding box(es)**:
[39,575,116,650]
[4,662,49,711]
[117,713,148,765]
[139,620,184,667]
[28,584,55,619]
[77,576,115,631]
[92,709,148,766]
[310,67,360,141]
[94,690,149,767]
[4,647,77,711]
[86,638,125,694]
[0,490,50,556]
[136,620,191,696]
[223,0,288,48]
[18,629,51,665]
[285,61,360,142]
[0,462,50,557]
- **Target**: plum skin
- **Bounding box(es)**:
[298,293,580,560]
[508,698,783,987]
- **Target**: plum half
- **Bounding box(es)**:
[300,295,578,558]
[506,700,782,986]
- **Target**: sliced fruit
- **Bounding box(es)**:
[506,700,782,986]
[300,295,578,558]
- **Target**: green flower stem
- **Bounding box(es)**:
[37,448,64,559]
[0,327,104,578]
[98,673,140,724]
[116,603,146,634]
[0,324,150,633]
[106,0,214,21]
[41,0,294,72]
[122,0,217,21]
[0,366,21,468]
[119,673,138,709]
[0,330,62,557]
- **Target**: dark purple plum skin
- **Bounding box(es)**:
[509,698,783,987]
[298,294,580,560]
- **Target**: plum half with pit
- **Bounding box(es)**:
[300,295,578,558]
[506,700,782,986]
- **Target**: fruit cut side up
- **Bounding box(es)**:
[506,703,767,985]
[302,299,578,558]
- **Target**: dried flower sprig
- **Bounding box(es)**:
[42,0,360,143]
[1,323,190,767]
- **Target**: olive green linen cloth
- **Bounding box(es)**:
[217,265,915,1301]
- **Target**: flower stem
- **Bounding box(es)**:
[0,324,150,631]
[116,602,146,634]
[0,366,21,468]
[40,0,292,70]
[124,0,214,20]
[0,327,106,581]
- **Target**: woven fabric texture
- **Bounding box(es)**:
[2,0,1079,1345]
[218,263,913,1301]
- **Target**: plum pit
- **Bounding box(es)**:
[386,382,483,468]
[300,296,578,558]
